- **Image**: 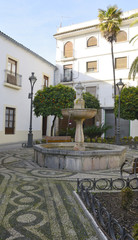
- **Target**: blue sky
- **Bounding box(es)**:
[0,0,137,65]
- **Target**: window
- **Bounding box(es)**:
[86,86,96,97]
[87,36,97,47]
[7,58,17,85]
[63,65,72,81]
[115,31,127,42]
[115,57,127,69]
[64,41,73,58]
[43,75,49,87]
[5,107,15,134]
[87,61,97,72]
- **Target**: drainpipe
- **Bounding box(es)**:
[54,66,58,86]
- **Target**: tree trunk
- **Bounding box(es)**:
[51,116,56,136]
[111,41,116,97]
[111,41,117,139]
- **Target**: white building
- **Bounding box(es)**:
[0,31,56,145]
[54,9,138,138]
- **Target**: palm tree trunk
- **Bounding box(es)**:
[111,41,116,97]
[111,41,117,139]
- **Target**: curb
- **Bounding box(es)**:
[73,191,108,240]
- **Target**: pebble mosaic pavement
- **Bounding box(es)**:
[0,147,99,240]
[0,145,137,240]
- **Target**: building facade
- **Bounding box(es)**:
[54,9,138,138]
[0,31,56,145]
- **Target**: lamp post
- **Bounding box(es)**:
[116,78,125,145]
[27,72,37,147]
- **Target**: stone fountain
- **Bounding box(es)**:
[34,83,126,172]
[62,82,97,151]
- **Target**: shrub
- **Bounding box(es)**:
[84,124,111,142]
[132,223,138,240]
[134,136,138,142]
[59,128,75,138]
[121,187,134,210]
[41,139,46,143]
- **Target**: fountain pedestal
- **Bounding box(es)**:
[74,119,85,150]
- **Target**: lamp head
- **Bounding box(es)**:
[29,72,37,87]
[116,78,125,93]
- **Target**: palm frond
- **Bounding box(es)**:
[128,57,138,80]
[129,13,138,26]
[98,5,122,42]
[129,34,138,44]
[130,19,138,27]
[129,13,138,19]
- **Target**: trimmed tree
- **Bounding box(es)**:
[83,92,100,109]
[114,87,138,120]
[33,84,75,136]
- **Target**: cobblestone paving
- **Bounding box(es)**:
[0,147,99,240]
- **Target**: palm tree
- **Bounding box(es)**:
[98,5,122,97]
[98,5,122,140]
[128,13,138,80]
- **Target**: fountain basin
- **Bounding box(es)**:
[61,108,97,120]
[34,143,126,172]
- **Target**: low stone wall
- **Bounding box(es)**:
[33,143,126,172]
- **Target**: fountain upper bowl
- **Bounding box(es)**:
[61,108,97,120]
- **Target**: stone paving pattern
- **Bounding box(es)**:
[0,145,137,240]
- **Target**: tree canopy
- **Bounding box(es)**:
[33,84,76,135]
[83,92,100,109]
[98,5,122,43]
[114,87,138,120]
[33,84,75,118]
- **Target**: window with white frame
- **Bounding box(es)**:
[115,57,127,69]
[87,36,97,47]
[115,31,127,42]
[87,61,97,72]
[64,41,73,58]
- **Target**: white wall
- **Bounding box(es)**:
[55,9,138,137]
[0,34,55,144]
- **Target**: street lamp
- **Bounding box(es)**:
[116,78,125,145]
[27,72,37,147]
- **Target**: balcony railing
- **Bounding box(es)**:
[5,70,22,87]
[61,71,73,82]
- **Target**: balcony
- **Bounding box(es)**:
[4,70,22,88]
[61,71,73,82]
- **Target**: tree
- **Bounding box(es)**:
[128,13,138,80]
[83,92,100,109]
[98,5,122,138]
[98,5,122,98]
[114,87,138,120]
[33,84,75,136]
